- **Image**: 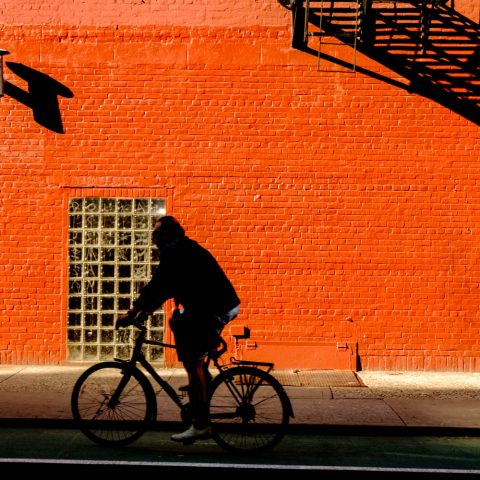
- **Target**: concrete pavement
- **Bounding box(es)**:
[1,365,480,431]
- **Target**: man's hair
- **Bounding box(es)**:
[157,216,185,240]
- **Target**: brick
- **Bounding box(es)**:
[0,11,479,370]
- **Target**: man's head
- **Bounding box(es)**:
[152,216,185,249]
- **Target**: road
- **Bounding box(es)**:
[1,425,480,478]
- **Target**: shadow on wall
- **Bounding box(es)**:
[4,62,74,134]
[285,0,479,125]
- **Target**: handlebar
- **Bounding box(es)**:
[115,311,149,331]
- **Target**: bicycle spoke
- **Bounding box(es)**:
[209,366,289,453]
[71,362,155,446]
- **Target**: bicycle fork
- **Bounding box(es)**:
[107,364,134,409]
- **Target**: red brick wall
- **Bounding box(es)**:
[0,0,479,370]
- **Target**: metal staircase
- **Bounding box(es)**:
[290,0,447,71]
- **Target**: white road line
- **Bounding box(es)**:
[0,458,479,475]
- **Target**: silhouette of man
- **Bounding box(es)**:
[117,216,240,442]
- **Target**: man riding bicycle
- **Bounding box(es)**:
[117,216,240,443]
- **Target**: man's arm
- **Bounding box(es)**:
[116,264,172,328]
[132,263,172,312]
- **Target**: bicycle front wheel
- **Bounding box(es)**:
[208,366,290,453]
[71,361,156,446]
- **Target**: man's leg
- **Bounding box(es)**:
[178,352,214,393]
[171,359,211,442]
[185,359,209,429]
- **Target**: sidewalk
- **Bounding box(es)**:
[1,365,480,432]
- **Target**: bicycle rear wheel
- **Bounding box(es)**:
[208,366,290,453]
[71,361,156,446]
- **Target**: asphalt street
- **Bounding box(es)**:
[2,366,480,477]
[1,424,480,478]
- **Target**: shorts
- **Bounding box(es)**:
[169,305,240,365]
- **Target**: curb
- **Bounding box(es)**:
[2,418,480,437]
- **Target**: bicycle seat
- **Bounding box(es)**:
[209,336,227,360]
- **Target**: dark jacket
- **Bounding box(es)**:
[133,237,240,315]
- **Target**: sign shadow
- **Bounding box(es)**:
[4,62,74,134]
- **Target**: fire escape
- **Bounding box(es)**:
[287,0,447,71]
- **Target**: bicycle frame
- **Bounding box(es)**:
[110,321,280,412]
[110,323,186,413]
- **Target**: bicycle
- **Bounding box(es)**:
[71,314,294,453]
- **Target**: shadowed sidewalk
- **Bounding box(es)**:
[1,365,480,432]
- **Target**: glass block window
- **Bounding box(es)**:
[68,198,166,362]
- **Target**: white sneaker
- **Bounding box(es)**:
[171,425,212,443]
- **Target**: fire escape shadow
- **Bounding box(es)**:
[287,1,479,125]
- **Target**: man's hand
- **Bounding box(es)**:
[116,310,149,329]
[115,312,135,329]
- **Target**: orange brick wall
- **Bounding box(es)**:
[0,0,479,370]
